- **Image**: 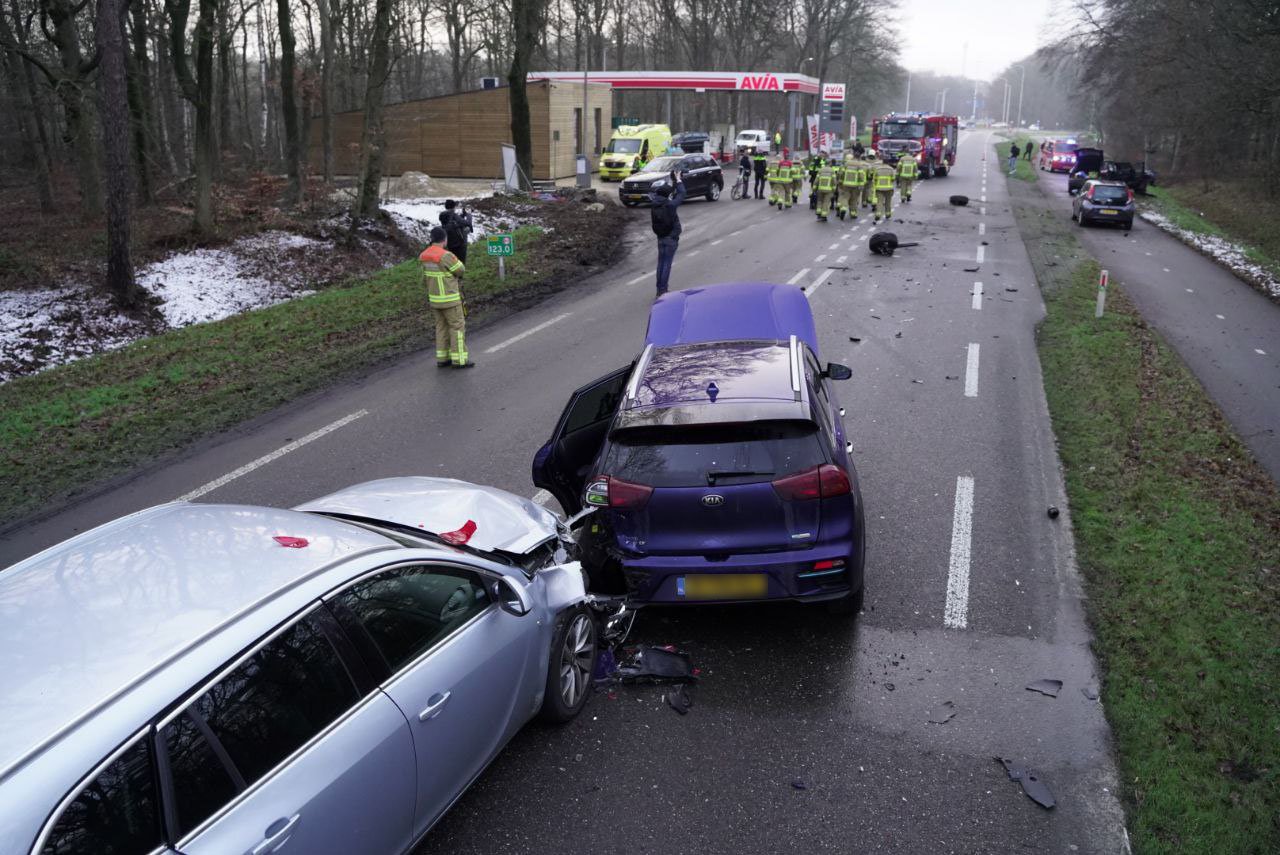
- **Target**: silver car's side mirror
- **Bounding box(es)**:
[493,579,532,616]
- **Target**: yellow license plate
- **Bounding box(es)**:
[680,574,768,600]
[1100,208,1119,215]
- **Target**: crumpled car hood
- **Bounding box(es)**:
[295,477,560,555]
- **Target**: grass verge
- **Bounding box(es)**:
[993,140,1038,182]
[1142,184,1280,282]
[0,223,601,526]
[1011,173,1280,851]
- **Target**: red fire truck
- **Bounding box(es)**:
[871,113,959,178]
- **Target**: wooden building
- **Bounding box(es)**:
[318,80,613,180]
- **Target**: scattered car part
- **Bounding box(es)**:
[996,758,1056,809]
[617,646,696,683]
[949,195,969,206]
[665,685,694,715]
[1026,679,1063,698]
[869,232,919,256]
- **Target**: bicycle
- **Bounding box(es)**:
[730,165,751,200]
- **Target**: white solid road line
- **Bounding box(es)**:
[178,410,370,502]
[484,312,572,354]
[976,245,985,264]
[965,343,980,397]
[972,281,983,310]
[804,269,835,297]
[943,475,975,630]
[787,268,812,285]
[626,273,648,285]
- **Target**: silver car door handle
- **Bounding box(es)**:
[418,691,452,722]
[249,814,300,855]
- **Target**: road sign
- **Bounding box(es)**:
[822,83,846,102]
[487,234,515,257]
[820,98,844,134]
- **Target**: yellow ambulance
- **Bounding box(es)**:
[598,124,672,181]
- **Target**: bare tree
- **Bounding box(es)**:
[508,0,546,188]
[0,0,55,211]
[167,0,218,233]
[276,0,301,202]
[96,0,146,306]
[349,0,391,221]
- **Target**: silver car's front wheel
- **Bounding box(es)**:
[539,608,598,722]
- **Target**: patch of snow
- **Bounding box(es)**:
[384,197,543,246]
[138,230,323,327]
[0,283,152,383]
[1140,210,1280,300]
[2,229,326,382]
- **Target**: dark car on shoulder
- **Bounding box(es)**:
[619,154,723,207]
[1101,160,1156,194]
[1067,147,1104,195]
[1072,179,1135,230]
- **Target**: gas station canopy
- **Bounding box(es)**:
[529,70,820,94]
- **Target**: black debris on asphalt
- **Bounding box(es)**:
[617,646,697,684]
[1047,506,1060,519]
[950,195,970,206]
[1026,679,1063,698]
[996,758,1057,809]
[665,684,693,715]
[849,336,862,343]
[791,779,808,791]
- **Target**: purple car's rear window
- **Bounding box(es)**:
[602,421,826,488]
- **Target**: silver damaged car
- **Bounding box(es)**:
[0,477,617,855]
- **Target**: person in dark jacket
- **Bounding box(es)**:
[438,200,474,263]
[752,148,768,199]
[738,150,752,199]
[649,171,686,297]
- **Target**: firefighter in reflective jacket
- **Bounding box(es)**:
[770,154,794,210]
[838,155,862,220]
[766,157,782,206]
[814,162,836,222]
[872,156,898,223]
[897,153,919,202]
[790,156,805,206]
[420,226,474,368]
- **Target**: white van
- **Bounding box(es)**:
[734,129,771,155]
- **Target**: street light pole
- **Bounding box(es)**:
[939,88,949,114]
[1016,64,1026,128]
[904,71,911,112]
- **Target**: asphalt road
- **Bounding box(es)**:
[1,133,1131,852]
[1031,167,1280,481]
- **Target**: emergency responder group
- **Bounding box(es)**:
[740,142,920,224]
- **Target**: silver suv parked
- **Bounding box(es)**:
[1,477,609,855]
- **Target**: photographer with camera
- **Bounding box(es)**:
[649,169,687,298]
[438,199,474,263]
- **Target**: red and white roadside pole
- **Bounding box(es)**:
[1095,268,1109,318]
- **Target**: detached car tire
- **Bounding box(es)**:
[539,607,598,723]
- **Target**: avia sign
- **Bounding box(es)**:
[822,83,846,102]
[738,73,783,91]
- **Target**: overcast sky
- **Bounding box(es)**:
[895,0,1058,80]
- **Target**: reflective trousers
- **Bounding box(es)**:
[816,189,833,218]
[875,189,894,219]
[432,303,467,365]
[792,175,804,203]
[838,185,859,215]
[898,178,914,200]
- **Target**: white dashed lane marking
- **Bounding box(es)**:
[485,312,573,354]
[804,269,835,297]
[976,245,985,264]
[829,242,840,250]
[626,273,647,285]
[979,223,986,235]
[965,343,980,398]
[711,239,723,246]
[836,255,847,263]
[1216,314,1225,320]
[943,475,976,630]
[178,410,370,501]
[814,254,827,263]
[1257,349,1268,356]
[972,281,983,310]
[787,268,812,285]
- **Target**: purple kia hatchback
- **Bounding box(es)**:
[533,283,865,615]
